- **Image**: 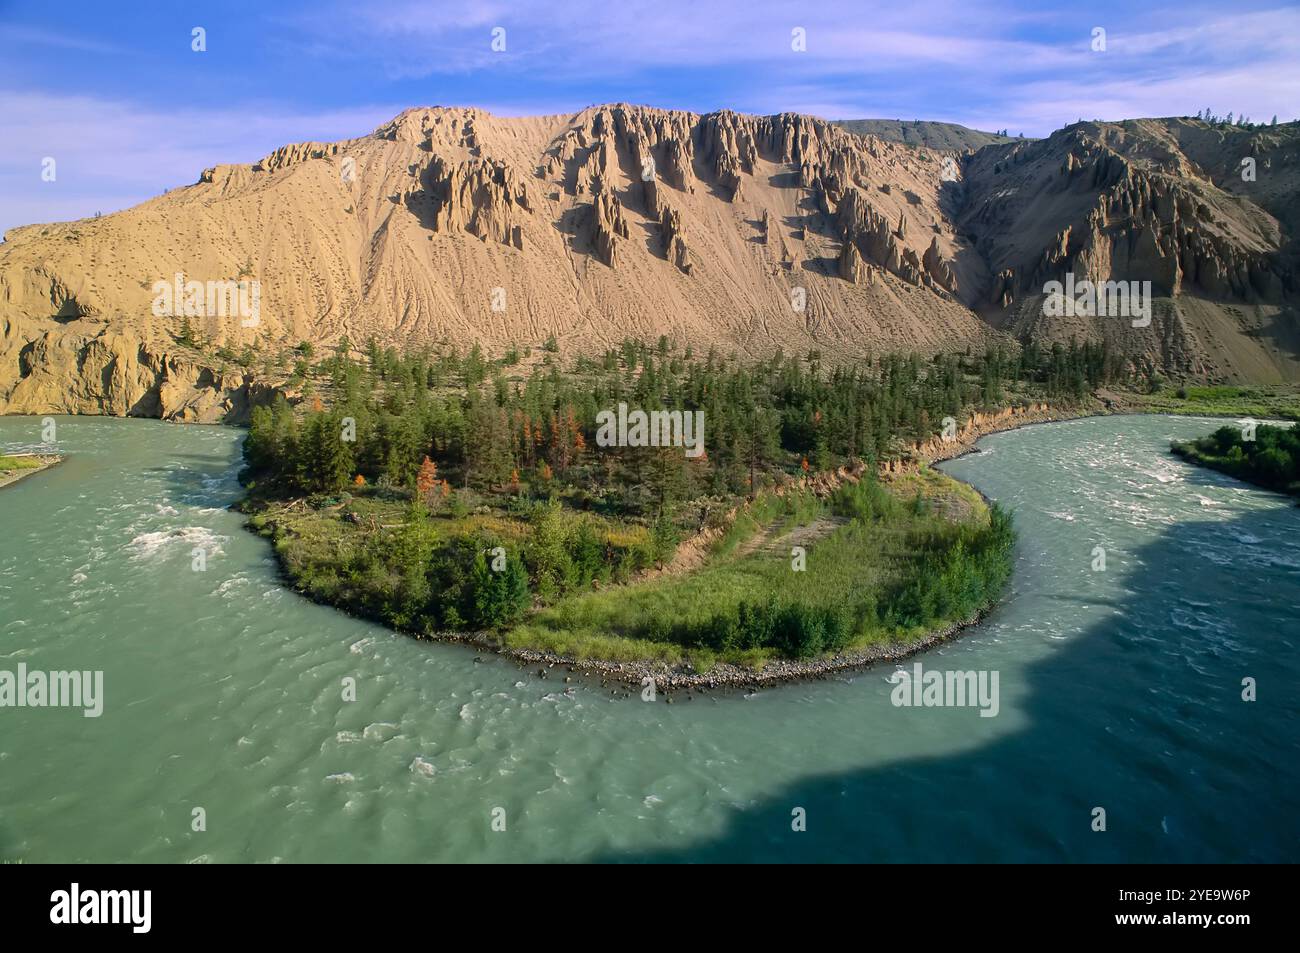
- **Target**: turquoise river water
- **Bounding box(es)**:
[0,414,1296,862]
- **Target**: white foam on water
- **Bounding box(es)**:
[216,575,252,598]
[128,526,227,560]
[362,723,398,742]
[409,757,437,778]
[1148,470,1178,484]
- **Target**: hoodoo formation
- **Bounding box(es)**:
[2,106,1298,421]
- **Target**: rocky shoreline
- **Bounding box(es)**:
[0,453,63,490]
[486,610,995,696]
[269,561,996,696]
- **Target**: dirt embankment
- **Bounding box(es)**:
[891,402,1086,470]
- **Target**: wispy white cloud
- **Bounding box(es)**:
[735,7,1300,131]
[270,1,1300,127]
[277,0,1053,75]
[0,92,402,236]
[3,0,1297,234]
[0,24,126,55]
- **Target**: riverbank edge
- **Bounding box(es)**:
[246,402,1098,693]
[1169,438,1300,502]
[0,453,63,491]
[249,507,1010,694]
[243,399,1289,693]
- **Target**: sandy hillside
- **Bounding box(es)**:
[0,106,1296,420]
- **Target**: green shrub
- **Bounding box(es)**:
[1175,424,1300,495]
[831,475,899,522]
[566,519,606,588]
[468,549,531,628]
[525,502,575,601]
[881,503,1014,629]
[684,598,854,659]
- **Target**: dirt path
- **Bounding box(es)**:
[649,511,847,581]
[735,513,847,559]
[638,401,1078,584]
[768,516,847,553]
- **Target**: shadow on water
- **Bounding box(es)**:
[595,506,1300,863]
[147,446,245,509]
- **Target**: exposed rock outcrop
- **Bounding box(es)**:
[408,155,532,248]
[660,205,693,275]
[255,141,341,173]
[838,241,865,283]
[962,119,1295,306]
[3,323,278,423]
[591,188,630,267]
[923,237,958,293]
[643,177,664,219]
[2,107,1296,422]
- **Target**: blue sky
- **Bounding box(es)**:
[2,0,1297,235]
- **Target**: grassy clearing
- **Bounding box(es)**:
[0,455,45,470]
[1136,384,1300,420]
[707,488,823,558]
[248,466,1013,671]
[507,470,1006,667]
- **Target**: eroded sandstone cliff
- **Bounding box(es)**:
[2,108,1297,419]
